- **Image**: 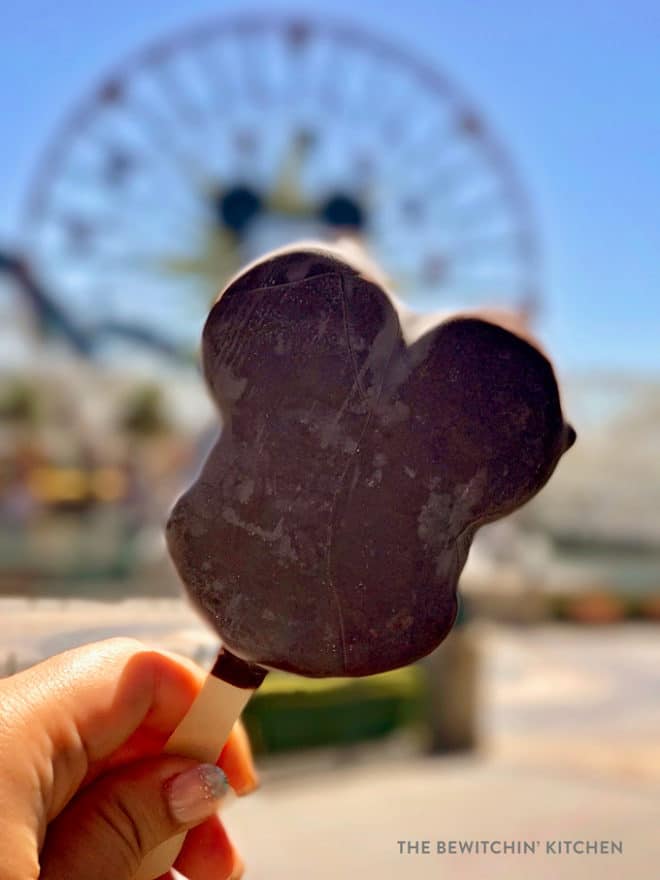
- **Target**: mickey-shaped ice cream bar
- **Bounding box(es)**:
[135,242,574,879]
[167,242,575,677]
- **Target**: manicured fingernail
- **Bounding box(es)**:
[167,764,229,824]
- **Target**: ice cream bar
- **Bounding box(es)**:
[167,242,574,677]
[136,242,574,878]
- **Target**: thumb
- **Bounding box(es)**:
[40,757,229,880]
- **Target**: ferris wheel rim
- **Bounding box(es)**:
[19,11,542,317]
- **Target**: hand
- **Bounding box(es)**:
[0,638,256,880]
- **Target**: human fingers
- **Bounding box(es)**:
[4,638,204,821]
[39,756,234,880]
[219,721,259,796]
[174,814,243,880]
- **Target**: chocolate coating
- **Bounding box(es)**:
[167,244,574,677]
[211,648,269,689]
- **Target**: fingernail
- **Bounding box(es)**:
[167,764,229,824]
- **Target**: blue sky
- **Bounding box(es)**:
[2,0,658,377]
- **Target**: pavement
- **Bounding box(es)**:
[1,598,659,879]
[227,751,659,880]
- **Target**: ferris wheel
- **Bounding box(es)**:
[17,14,541,362]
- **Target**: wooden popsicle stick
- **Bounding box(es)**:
[133,673,256,880]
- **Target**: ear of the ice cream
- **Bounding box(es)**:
[200,250,401,426]
[397,315,570,523]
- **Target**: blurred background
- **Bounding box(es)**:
[1,2,659,878]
